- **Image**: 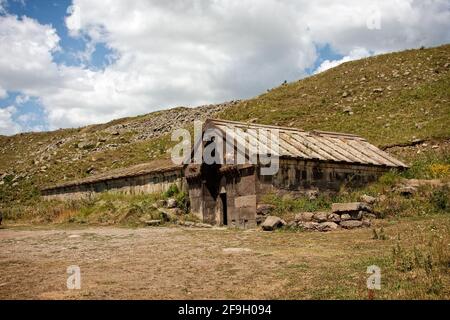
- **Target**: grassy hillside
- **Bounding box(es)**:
[221,45,450,146]
[1,44,449,209]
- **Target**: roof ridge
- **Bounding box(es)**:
[206,118,364,139]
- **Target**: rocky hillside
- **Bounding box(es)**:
[0,101,238,204]
[1,44,449,207]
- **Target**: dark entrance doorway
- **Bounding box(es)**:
[220,193,227,226]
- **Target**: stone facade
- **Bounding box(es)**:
[186,160,390,228]
[42,168,183,200]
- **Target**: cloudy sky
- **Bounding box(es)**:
[0,0,449,135]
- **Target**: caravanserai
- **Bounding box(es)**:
[42,119,407,228]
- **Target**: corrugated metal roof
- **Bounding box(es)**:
[206,119,407,168]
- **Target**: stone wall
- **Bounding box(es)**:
[42,169,183,200]
[256,158,389,200]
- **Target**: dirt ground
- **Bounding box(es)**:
[0,216,449,300]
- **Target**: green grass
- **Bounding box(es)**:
[276,215,450,299]
[2,183,195,227]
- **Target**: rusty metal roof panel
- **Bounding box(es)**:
[207,119,407,168]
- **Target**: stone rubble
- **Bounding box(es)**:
[261,216,286,231]
[263,201,376,232]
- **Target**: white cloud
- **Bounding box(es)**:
[0,0,449,135]
[0,86,7,99]
[0,15,60,94]
[314,47,372,74]
[0,106,21,135]
[15,93,29,105]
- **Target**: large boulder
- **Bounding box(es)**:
[340,220,363,229]
[295,212,314,222]
[332,202,372,213]
[261,216,285,231]
[363,212,377,219]
[317,222,339,232]
[298,221,320,231]
[313,212,328,223]
[328,213,341,223]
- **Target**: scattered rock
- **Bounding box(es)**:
[328,213,341,223]
[312,212,328,223]
[343,106,353,115]
[166,198,177,208]
[194,223,213,228]
[261,216,284,231]
[332,202,372,213]
[373,88,384,93]
[77,141,95,149]
[340,214,351,221]
[298,221,320,231]
[360,194,376,205]
[396,186,417,197]
[306,189,319,200]
[317,222,339,232]
[178,221,195,227]
[286,221,297,228]
[295,212,314,222]
[363,213,377,219]
[86,166,95,174]
[401,178,447,188]
[340,220,363,229]
[145,220,161,226]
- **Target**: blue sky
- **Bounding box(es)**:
[0,0,449,135]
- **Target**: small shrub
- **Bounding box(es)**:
[429,164,450,178]
[163,184,179,198]
[430,187,449,212]
[379,170,401,187]
[175,191,190,213]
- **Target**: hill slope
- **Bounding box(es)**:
[1,44,449,207]
[221,44,450,146]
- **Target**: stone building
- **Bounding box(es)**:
[42,119,407,228]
